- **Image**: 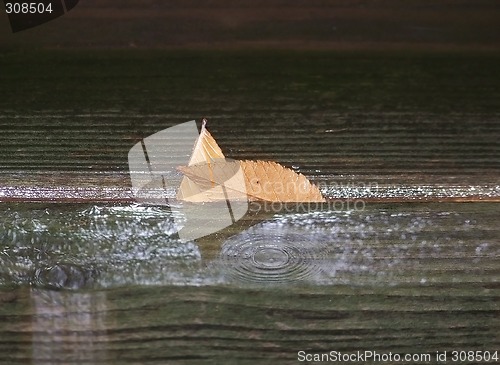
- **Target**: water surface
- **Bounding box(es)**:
[0,50,499,364]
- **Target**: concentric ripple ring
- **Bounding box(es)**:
[219,231,329,283]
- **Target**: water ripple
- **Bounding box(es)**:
[218,230,329,284]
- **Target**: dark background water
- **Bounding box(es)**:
[0,1,499,364]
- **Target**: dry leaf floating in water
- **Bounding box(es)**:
[186,119,225,165]
[176,119,226,201]
[177,120,325,203]
[239,160,325,202]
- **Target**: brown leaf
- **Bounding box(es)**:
[186,119,225,165]
[176,120,226,202]
[240,160,325,202]
[177,121,325,203]
[179,159,325,203]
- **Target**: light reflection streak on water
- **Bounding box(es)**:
[0,173,498,202]
[320,181,500,200]
[0,203,498,288]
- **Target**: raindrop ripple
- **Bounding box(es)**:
[219,231,328,283]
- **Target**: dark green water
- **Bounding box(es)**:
[0,50,499,364]
[1,50,499,114]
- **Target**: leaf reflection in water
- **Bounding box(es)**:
[31,289,108,364]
